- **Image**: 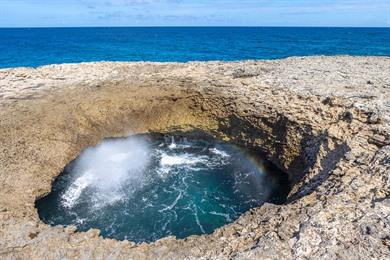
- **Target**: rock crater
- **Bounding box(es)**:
[0,56,389,259]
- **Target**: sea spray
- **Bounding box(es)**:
[61,137,151,209]
[36,134,290,242]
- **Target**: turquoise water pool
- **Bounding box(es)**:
[36,134,290,242]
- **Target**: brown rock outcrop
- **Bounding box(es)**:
[0,56,389,259]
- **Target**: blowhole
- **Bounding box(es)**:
[35,131,290,243]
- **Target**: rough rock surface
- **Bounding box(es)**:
[0,56,389,259]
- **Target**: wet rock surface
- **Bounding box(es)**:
[0,56,389,259]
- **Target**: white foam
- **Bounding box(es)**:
[210,147,230,158]
[159,191,182,212]
[193,205,205,233]
[60,136,151,209]
[209,211,232,222]
[168,136,177,149]
[160,152,208,166]
[61,170,94,208]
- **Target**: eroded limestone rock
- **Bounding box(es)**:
[0,56,389,259]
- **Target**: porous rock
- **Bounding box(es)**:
[0,56,389,259]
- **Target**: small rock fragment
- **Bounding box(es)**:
[368,134,390,147]
[367,112,382,124]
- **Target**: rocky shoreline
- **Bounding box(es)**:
[0,56,389,259]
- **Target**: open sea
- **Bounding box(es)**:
[0,27,389,68]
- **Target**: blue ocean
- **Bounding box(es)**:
[0,27,389,68]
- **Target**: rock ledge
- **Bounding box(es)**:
[0,56,389,259]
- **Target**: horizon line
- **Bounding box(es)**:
[1,25,390,29]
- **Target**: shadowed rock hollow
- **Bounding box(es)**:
[0,56,389,259]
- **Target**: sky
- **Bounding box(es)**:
[0,0,390,27]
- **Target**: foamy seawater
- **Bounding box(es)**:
[36,134,290,242]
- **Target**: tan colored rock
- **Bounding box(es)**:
[0,56,389,259]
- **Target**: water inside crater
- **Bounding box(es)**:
[36,132,290,243]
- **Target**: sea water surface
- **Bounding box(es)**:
[0,27,389,68]
[36,134,290,242]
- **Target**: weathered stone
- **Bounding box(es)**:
[369,134,390,147]
[0,56,389,259]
